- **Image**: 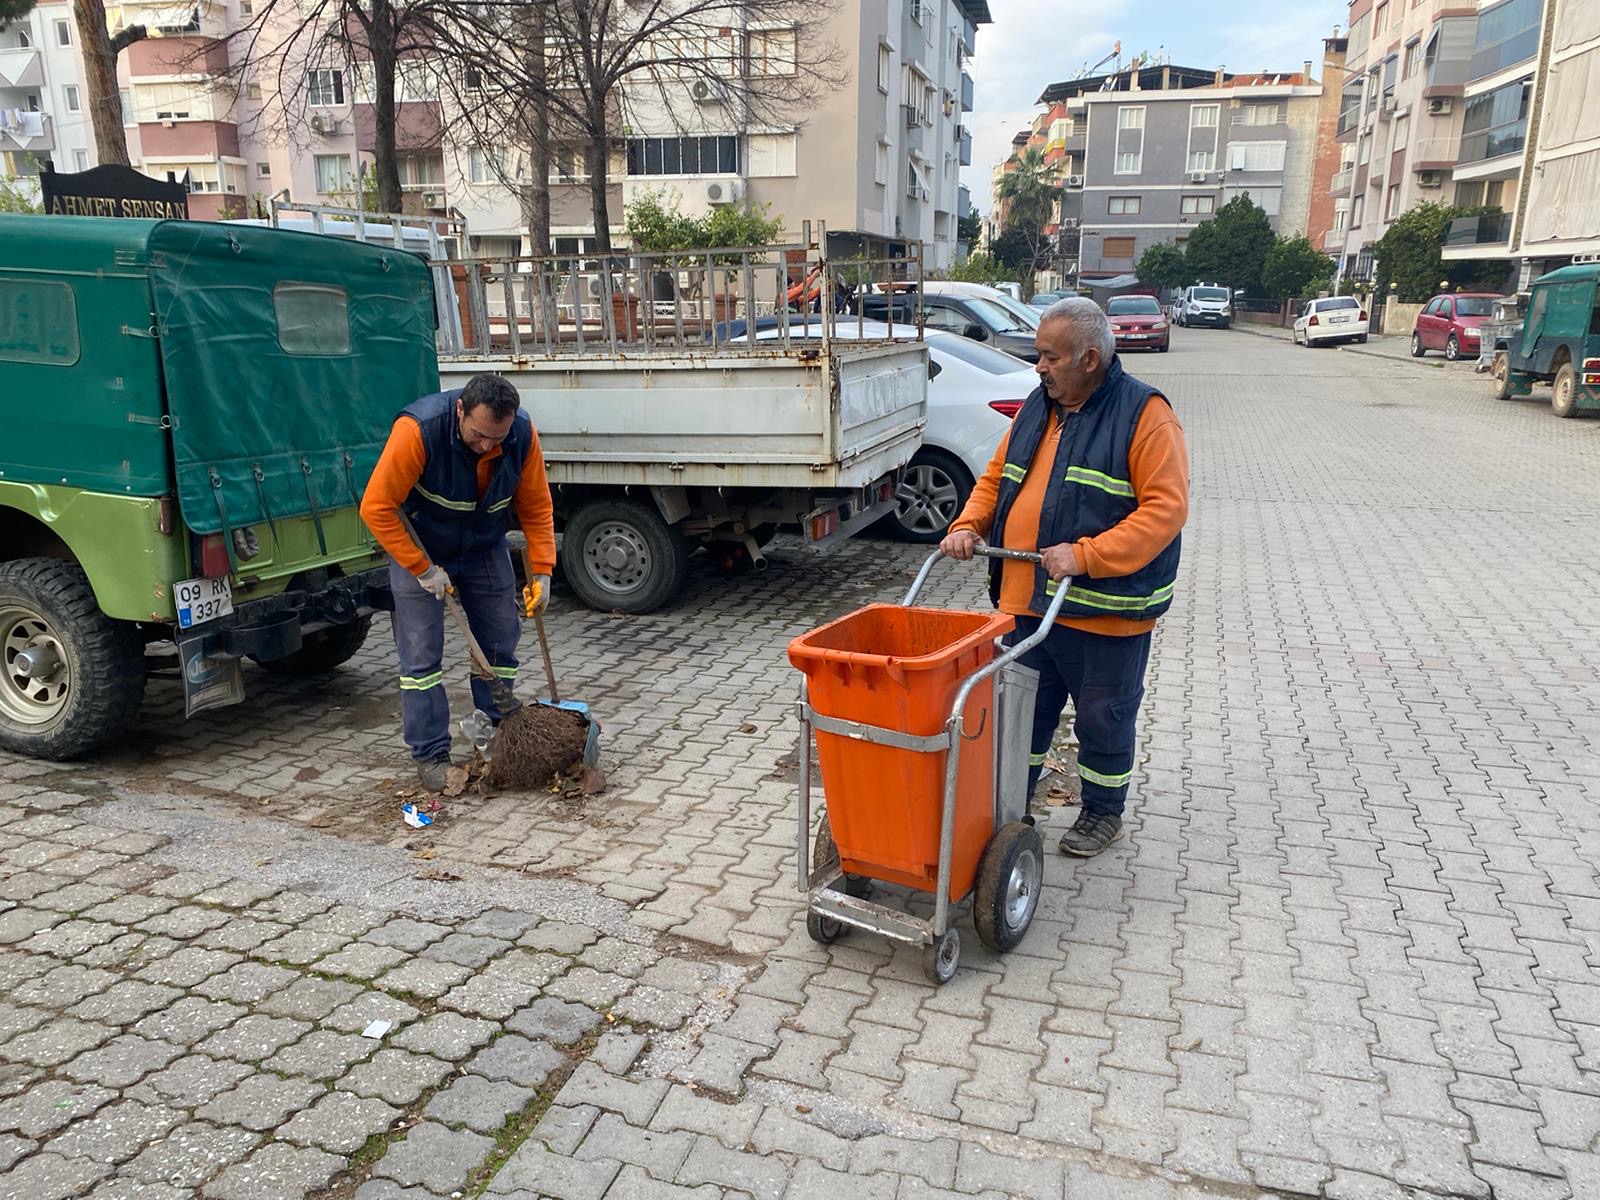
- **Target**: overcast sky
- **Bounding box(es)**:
[961,0,1350,212]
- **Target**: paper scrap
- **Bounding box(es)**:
[361,1020,394,1040]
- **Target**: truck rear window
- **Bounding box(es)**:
[0,279,79,366]
[273,282,351,355]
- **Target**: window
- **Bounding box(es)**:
[1403,38,1421,78]
[1116,105,1144,174]
[877,43,892,93]
[1357,133,1371,165]
[1181,195,1215,215]
[256,161,271,177]
[1227,141,1286,172]
[119,88,134,125]
[314,153,353,192]
[0,280,79,366]
[72,149,87,171]
[1186,151,1214,172]
[1333,206,1349,233]
[747,132,797,177]
[747,27,796,76]
[185,162,221,193]
[64,86,80,113]
[466,146,505,184]
[1116,151,1141,174]
[398,155,444,187]
[54,19,70,46]
[548,147,586,183]
[1241,103,1280,126]
[1226,185,1281,216]
[625,135,738,176]
[875,138,890,185]
[1190,104,1219,128]
[1118,107,1144,131]
[1392,114,1409,153]
[247,82,262,100]
[274,283,350,356]
[15,27,27,46]
[1385,183,1401,220]
[240,0,252,12]
[306,69,344,107]
[1352,195,1365,225]
[1374,1,1389,34]
[1108,195,1140,215]
[1102,236,1136,261]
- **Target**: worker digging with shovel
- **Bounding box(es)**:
[360,374,556,794]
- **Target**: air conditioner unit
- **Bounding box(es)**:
[705,178,743,205]
[1189,171,1208,183]
[1382,94,1398,113]
[1065,174,1083,187]
[689,79,718,105]
[420,191,443,207]
[310,112,338,135]
[1062,217,1079,228]
[161,118,176,128]
[1426,96,1453,116]
[1417,170,1443,189]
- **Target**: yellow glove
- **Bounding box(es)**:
[522,575,551,617]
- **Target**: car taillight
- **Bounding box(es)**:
[199,534,230,579]
[1359,309,1368,322]
[1308,315,1319,326]
[989,400,1025,419]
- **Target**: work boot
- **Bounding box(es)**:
[417,753,453,793]
[1058,811,1124,857]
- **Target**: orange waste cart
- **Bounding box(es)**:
[788,545,1069,984]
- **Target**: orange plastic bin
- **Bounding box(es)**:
[788,603,1015,903]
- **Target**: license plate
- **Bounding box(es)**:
[1330,314,1350,323]
[175,576,233,629]
[1124,333,1147,340]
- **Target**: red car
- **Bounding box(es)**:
[1411,293,1501,361]
[1106,295,1170,352]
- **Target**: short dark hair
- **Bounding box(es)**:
[460,374,520,420]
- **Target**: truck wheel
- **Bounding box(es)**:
[0,559,146,760]
[562,499,689,614]
[1491,352,1515,400]
[1552,362,1579,418]
[254,617,371,676]
[891,450,973,544]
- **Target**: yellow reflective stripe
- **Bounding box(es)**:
[1028,752,1049,766]
[486,497,514,513]
[1000,464,1027,483]
[413,484,476,513]
[492,665,518,679]
[1079,763,1132,787]
[399,672,444,691]
[1062,582,1176,612]
[1064,466,1135,498]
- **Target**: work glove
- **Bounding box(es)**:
[418,564,452,600]
[522,575,551,617]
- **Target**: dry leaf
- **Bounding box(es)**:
[413,848,437,861]
[442,767,470,798]
[307,815,339,828]
[416,868,462,883]
[739,723,758,734]
[795,1104,812,1114]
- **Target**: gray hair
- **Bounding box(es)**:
[1039,296,1115,363]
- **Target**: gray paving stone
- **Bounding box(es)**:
[0,1001,49,1045]
[461,909,544,940]
[365,918,452,953]
[250,927,353,966]
[507,997,603,1046]
[136,905,232,940]
[339,1048,454,1105]
[135,947,244,988]
[324,991,423,1034]
[518,920,600,956]
[248,893,333,924]
[352,1182,438,1200]
[954,1142,1065,1199]
[129,1055,255,1109]
[423,932,511,969]
[546,967,635,1008]
[748,1106,853,1172]
[84,1181,195,1200]
[593,1031,648,1074]
[45,1099,184,1165]
[648,1086,763,1150]
[132,997,248,1047]
[2,1017,117,1068]
[557,1061,670,1126]
[466,1034,568,1088]
[196,917,293,954]
[201,1141,343,1200]
[423,1074,537,1134]
[0,1132,33,1171]
[79,895,178,925]
[256,975,363,1021]
[373,1119,494,1193]
[0,1078,116,1137]
[487,1141,620,1198]
[375,957,472,1000]
[785,1160,898,1200]
[440,974,540,1020]
[13,964,120,1009]
[486,949,573,989]
[192,962,299,1004]
[315,940,409,980]
[191,880,281,910]
[67,981,184,1027]
[392,1011,498,1061]
[851,1133,961,1189]
[578,937,660,979]
[278,1089,401,1154]
[196,1072,324,1131]
[613,985,701,1031]
[0,1150,113,1200]
[262,1029,379,1081]
[195,1015,310,1063]
[33,883,125,915]
[675,1134,790,1199]
[530,1103,600,1155]
[123,1121,262,1189]
[19,918,125,958]
[575,1110,695,1178]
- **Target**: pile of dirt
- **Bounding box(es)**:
[485,704,590,792]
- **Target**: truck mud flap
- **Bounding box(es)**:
[803,474,899,551]
[176,633,246,718]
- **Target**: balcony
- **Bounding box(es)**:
[0,46,43,90]
[1330,167,1354,197]
[1337,105,1362,140]
[958,127,972,167]
[1423,15,1476,95]
[1409,135,1458,171]
[138,118,238,158]
[0,110,52,154]
[354,101,441,153]
[1323,228,1346,252]
[1468,0,1541,82]
[127,34,229,77]
[960,71,974,113]
[1458,118,1527,167]
[1446,211,1513,249]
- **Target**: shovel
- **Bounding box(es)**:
[508,531,602,772]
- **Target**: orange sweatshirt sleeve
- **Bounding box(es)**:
[950,427,1013,539]
[359,416,430,576]
[515,428,557,576]
[1074,397,1189,578]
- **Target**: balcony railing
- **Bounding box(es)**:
[960,71,974,113]
[1458,118,1527,166]
[958,127,972,167]
[0,46,44,89]
[1330,168,1354,196]
[1446,211,1512,248]
[0,111,53,153]
[1337,105,1362,138]
[1468,0,1542,81]
[1409,135,1459,167]
[1323,228,1346,252]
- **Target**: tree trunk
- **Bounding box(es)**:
[73,0,133,166]
[368,0,403,213]
[523,1,550,254]
[587,111,611,254]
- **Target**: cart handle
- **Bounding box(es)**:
[903,543,1043,607]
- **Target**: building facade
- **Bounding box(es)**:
[1,0,96,195]
[1514,0,1600,269]
[1307,32,1351,255]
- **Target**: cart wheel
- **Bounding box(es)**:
[922,928,960,985]
[974,822,1044,953]
[815,819,871,899]
[806,908,846,945]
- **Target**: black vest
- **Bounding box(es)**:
[399,390,532,569]
[988,357,1181,621]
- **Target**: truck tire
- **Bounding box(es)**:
[0,558,146,760]
[562,499,690,614]
[1552,362,1579,418]
[1491,352,1515,401]
[254,617,371,677]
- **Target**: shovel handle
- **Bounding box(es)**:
[519,543,561,704]
[396,511,498,684]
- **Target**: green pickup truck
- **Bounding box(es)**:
[0,215,439,759]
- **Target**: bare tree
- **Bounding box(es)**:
[433,0,846,253]
[69,0,147,166]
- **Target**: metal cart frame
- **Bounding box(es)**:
[795,545,1072,982]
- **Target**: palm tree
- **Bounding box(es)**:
[996,148,1060,299]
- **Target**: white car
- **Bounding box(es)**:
[750,319,1031,541]
[1293,296,1370,347]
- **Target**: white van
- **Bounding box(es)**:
[1175,285,1234,329]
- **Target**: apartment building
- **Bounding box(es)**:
[1331,0,1477,281]
[1032,63,1322,282]
[1307,32,1351,255]
[0,0,95,193]
[1514,0,1600,270]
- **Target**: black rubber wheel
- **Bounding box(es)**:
[973,821,1044,952]
[891,449,973,544]
[254,617,371,676]
[1357,333,1368,344]
[1552,362,1579,418]
[1445,335,1461,362]
[806,909,845,945]
[922,928,960,985]
[1158,341,1170,353]
[1491,352,1516,401]
[815,820,871,899]
[0,559,146,760]
[1411,332,1426,358]
[561,498,690,614]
